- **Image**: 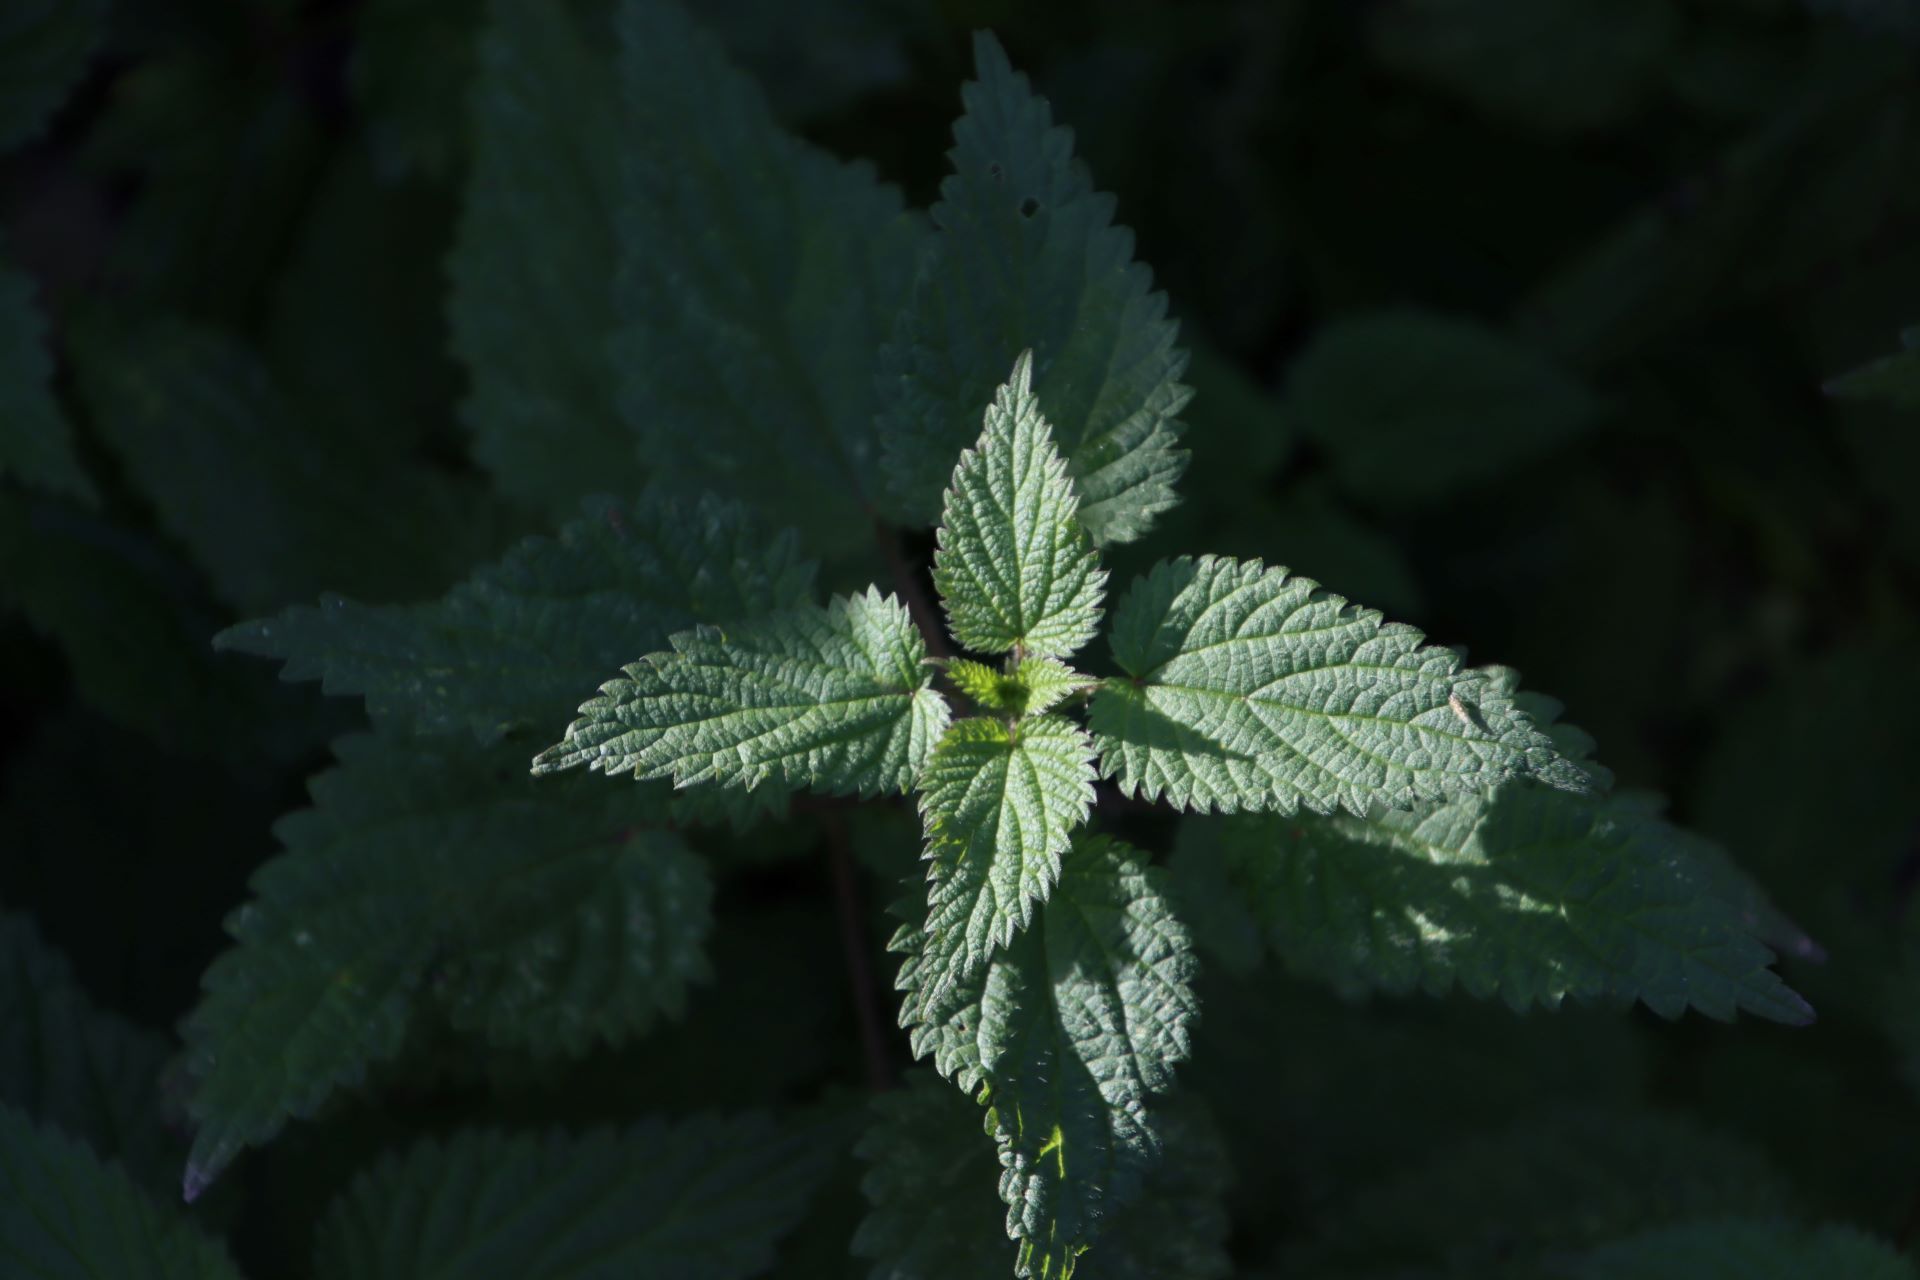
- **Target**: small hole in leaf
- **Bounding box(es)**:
[1019,196,1040,218]
[988,161,1003,182]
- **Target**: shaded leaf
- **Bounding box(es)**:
[854,1071,1230,1280]
[70,317,491,613]
[0,1104,241,1279]
[893,836,1199,1278]
[452,0,638,508]
[614,0,921,557]
[1170,785,1812,1025]
[1371,0,1679,137]
[219,493,813,743]
[1293,1110,1797,1274]
[184,735,710,1198]
[1557,1219,1915,1280]
[312,1112,837,1279]
[1825,325,1920,409]
[0,911,179,1201]
[0,0,106,151]
[880,33,1190,546]
[0,253,93,502]
[1285,309,1601,505]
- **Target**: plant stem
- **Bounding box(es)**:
[825,810,893,1091]
[876,520,951,660]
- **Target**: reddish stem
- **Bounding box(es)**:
[825,810,894,1091]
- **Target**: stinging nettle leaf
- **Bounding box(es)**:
[311,1111,838,1280]
[1369,0,1677,138]
[452,0,639,510]
[1012,657,1097,718]
[0,0,107,152]
[892,836,1200,1279]
[916,714,1097,991]
[218,492,814,743]
[70,315,493,614]
[854,1071,1232,1280]
[1559,1219,1918,1280]
[933,352,1107,659]
[614,0,922,558]
[183,734,711,1199]
[0,1105,242,1279]
[1295,1109,1797,1275]
[0,911,181,1203]
[1172,786,1813,1026]
[944,656,1093,718]
[945,657,1022,713]
[880,33,1191,547]
[533,586,951,798]
[1285,307,1602,505]
[1089,555,1586,816]
[1824,324,1920,410]
[0,252,95,504]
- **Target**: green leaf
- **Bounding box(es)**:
[1558,1220,1917,1280]
[1293,1109,1797,1275]
[854,1072,1231,1280]
[1369,0,1678,137]
[533,586,950,798]
[452,0,640,509]
[1284,309,1602,504]
[932,352,1107,658]
[1013,658,1097,718]
[0,495,336,763]
[945,658,1020,712]
[853,1072,1009,1279]
[0,912,180,1203]
[914,715,1097,989]
[265,146,468,457]
[0,1105,242,1280]
[0,253,94,503]
[880,33,1190,547]
[613,0,921,558]
[1089,556,1585,816]
[350,0,481,180]
[311,1112,837,1280]
[0,0,106,151]
[892,836,1199,1279]
[84,20,326,323]
[1825,325,1920,410]
[184,734,711,1198]
[1171,786,1812,1025]
[944,657,1093,718]
[217,493,813,743]
[69,316,491,613]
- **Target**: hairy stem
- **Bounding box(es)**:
[825,810,894,1091]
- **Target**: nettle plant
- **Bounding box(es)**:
[165,6,1810,1279]
[527,350,1638,1276]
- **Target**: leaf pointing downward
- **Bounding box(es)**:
[893,836,1199,1280]
[916,715,1096,993]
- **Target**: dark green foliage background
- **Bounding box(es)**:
[3,0,1920,1275]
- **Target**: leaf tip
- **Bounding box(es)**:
[971,28,1012,79]
[181,1160,215,1204]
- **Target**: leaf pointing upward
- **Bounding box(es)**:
[933,352,1107,660]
